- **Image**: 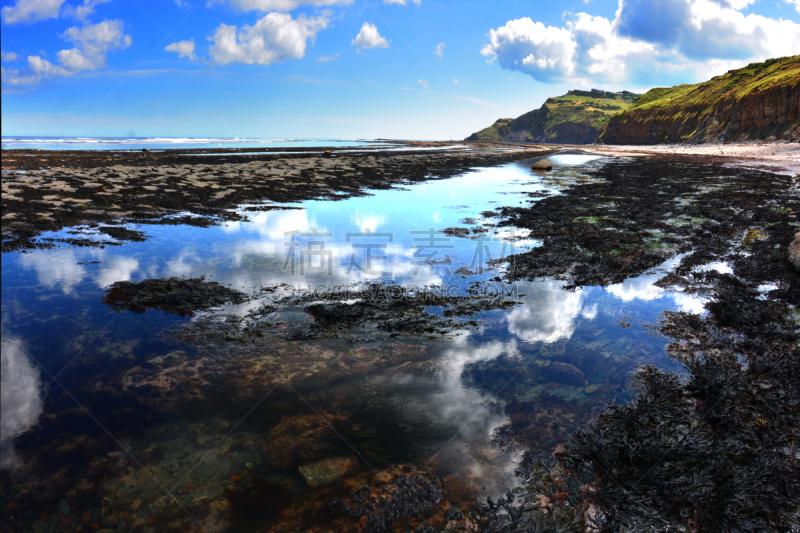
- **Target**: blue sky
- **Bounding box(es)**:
[2,0,799,140]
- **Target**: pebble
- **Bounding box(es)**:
[584,384,600,394]
[58,500,70,516]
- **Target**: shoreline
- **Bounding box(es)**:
[465,140,800,176]
[578,141,800,176]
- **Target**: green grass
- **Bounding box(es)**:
[470,118,513,141]
[600,55,800,141]
[468,90,640,142]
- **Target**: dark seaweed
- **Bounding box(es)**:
[556,287,800,532]
[330,474,443,533]
[98,225,148,242]
[490,159,798,288]
[101,276,248,316]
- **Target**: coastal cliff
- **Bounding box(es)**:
[466,90,639,144]
[598,55,800,144]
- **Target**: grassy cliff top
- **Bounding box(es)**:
[623,55,800,114]
[468,90,640,142]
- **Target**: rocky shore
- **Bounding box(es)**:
[1,144,555,253]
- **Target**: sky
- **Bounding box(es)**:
[1,0,799,140]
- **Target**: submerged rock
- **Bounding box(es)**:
[789,232,800,271]
[543,362,586,386]
[298,456,359,488]
[531,159,553,170]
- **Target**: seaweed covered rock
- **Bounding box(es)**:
[261,465,458,533]
[556,281,800,532]
[101,276,248,316]
[329,473,443,532]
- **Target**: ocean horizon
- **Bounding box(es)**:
[0,136,393,151]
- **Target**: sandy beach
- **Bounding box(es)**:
[578,141,800,176]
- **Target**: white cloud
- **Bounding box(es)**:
[453,77,458,83]
[351,22,389,51]
[209,12,329,66]
[1,51,19,61]
[786,0,800,13]
[28,54,72,76]
[216,0,352,12]
[505,279,587,344]
[62,0,111,20]
[1,338,43,470]
[1,0,65,24]
[316,52,339,61]
[58,19,132,70]
[482,0,800,85]
[435,41,445,58]
[481,17,577,82]
[417,79,428,88]
[3,18,131,89]
[165,39,198,60]
[383,0,421,4]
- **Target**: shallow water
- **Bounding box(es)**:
[1,153,707,530]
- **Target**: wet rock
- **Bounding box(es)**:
[99,225,148,242]
[789,232,800,272]
[102,276,248,316]
[58,500,70,516]
[298,456,359,488]
[543,362,586,386]
[531,159,553,170]
[583,384,599,394]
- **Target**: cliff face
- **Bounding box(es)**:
[466,90,637,144]
[599,55,800,144]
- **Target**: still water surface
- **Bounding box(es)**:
[1,154,707,530]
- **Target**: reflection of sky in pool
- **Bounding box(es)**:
[0,154,710,505]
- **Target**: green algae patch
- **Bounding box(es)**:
[743,227,768,244]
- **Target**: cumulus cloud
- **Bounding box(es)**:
[62,0,111,20]
[209,12,328,66]
[351,22,389,51]
[383,0,421,4]
[1,51,19,61]
[214,0,352,12]
[57,19,132,70]
[1,0,65,24]
[787,0,800,13]
[482,0,800,85]
[481,17,577,82]
[3,19,131,89]
[434,41,445,58]
[165,39,198,60]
